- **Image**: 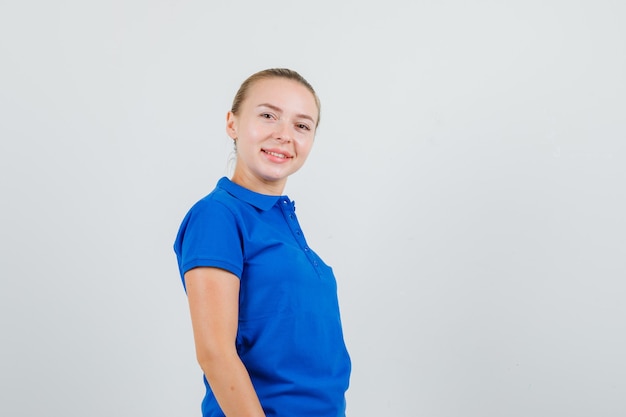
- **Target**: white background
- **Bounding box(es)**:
[1,1,625,416]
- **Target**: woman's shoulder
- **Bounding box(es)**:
[176,185,244,242]
[189,187,239,217]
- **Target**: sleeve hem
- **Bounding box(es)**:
[182,258,243,280]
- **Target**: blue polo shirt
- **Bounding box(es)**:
[174,177,351,417]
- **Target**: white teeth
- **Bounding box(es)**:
[266,150,286,158]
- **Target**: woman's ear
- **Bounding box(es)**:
[225,111,237,139]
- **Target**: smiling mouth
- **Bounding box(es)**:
[262,149,292,159]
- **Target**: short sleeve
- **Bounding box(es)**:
[173,197,243,290]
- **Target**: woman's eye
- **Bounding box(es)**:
[261,113,273,119]
[297,123,310,131]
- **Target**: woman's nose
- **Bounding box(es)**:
[275,121,293,142]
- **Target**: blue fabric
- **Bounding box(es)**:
[174,177,351,417]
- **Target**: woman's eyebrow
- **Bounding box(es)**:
[257,103,315,124]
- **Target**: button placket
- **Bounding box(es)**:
[280,197,321,273]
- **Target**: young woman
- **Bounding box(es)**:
[174,68,351,417]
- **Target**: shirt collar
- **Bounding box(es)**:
[217,177,283,211]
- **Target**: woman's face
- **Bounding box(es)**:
[226,77,318,195]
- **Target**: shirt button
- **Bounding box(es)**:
[304,247,309,251]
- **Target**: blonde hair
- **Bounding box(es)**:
[231,68,321,127]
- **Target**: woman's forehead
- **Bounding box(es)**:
[245,78,318,113]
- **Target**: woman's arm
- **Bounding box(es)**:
[185,267,266,417]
